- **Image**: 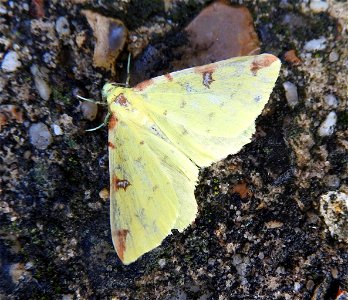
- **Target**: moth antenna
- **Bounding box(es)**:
[126,53,131,87]
[85,112,111,132]
[76,94,107,106]
[108,82,128,87]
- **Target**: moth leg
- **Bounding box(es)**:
[85,112,111,132]
[125,52,131,87]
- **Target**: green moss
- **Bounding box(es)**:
[32,162,49,187]
[337,111,348,128]
[65,138,78,149]
[52,87,72,105]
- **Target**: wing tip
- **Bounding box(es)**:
[112,228,129,263]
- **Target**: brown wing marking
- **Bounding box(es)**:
[108,114,118,130]
[164,73,173,81]
[112,229,129,262]
[112,175,131,191]
[115,93,130,107]
[132,79,154,92]
[250,54,278,75]
[108,142,116,149]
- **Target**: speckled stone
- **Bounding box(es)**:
[175,2,260,68]
[81,10,127,74]
[1,51,21,72]
[29,122,53,150]
[320,191,348,243]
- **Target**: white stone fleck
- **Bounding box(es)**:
[158,258,166,268]
[1,51,22,72]
[294,282,301,292]
[324,94,338,108]
[328,51,339,62]
[320,191,348,243]
[283,81,298,108]
[22,3,29,11]
[309,0,329,13]
[0,4,7,14]
[304,37,327,51]
[55,16,70,36]
[318,111,337,137]
[52,124,63,136]
[29,123,53,150]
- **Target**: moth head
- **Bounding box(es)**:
[102,83,128,107]
[101,82,115,99]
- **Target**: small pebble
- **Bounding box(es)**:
[320,191,348,243]
[294,282,301,292]
[324,94,338,108]
[51,124,63,135]
[22,3,29,11]
[29,122,53,150]
[99,188,109,200]
[1,51,22,72]
[283,81,299,108]
[309,0,329,13]
[306,279,315,290]
[81,10,127,74]
[323,175,340,189]
[158,258,166,268]
[80,101,98,121]
[283,49,301,65]
[318,111,337,137]
[30,65,51,100]
[328,51,339,62]
[0,4,7,14]
[304,37,327,51]
[34,77,51,100]
[9,263,28,284]
[55,16,70,36]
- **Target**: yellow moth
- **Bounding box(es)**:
[102,54,281,265]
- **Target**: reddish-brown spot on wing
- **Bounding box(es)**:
[113,175,131,191]
[164,73,173,81]
[250,54,278,75]
[194,63,217,88]
[115,93,130,107]
[112,229,129,262]
[108,142,116,149]
[132,79,154,92]
[194,63,217,75]
[108,114,118,130]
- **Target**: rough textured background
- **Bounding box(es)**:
[0,0,347,299]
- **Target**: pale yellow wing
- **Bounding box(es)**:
[129,54,281,166]
[108,111,199,265]
[103,53,281,264]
